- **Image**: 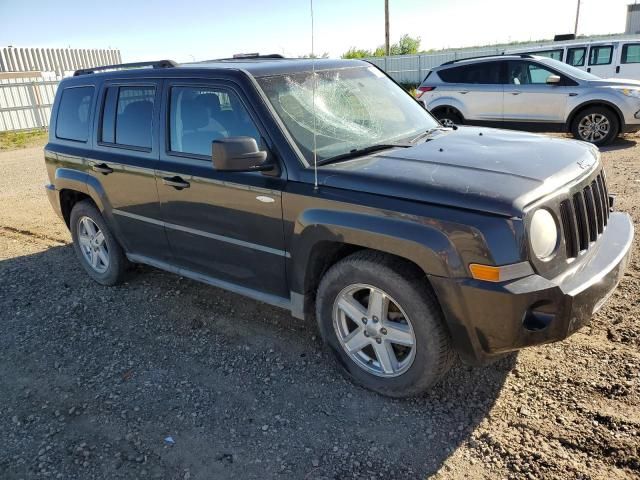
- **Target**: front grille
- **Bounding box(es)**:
[559,170,610,259]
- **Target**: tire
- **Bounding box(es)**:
[70,199,128,286]
[435,110,462,128]
[315,250,455,397]
[570,106,619,146]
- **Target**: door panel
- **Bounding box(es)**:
[89,80,169,260]
[157,80,288,298]
[503,61,569,123]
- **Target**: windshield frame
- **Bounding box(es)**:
[253,64,439,168]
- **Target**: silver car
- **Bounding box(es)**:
[416,54,640,145]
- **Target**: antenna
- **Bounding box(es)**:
[310,0,318,190]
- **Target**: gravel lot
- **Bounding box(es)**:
[1,135,639,480]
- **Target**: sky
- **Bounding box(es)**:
[0,0,635,62]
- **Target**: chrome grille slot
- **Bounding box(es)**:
[559,200,578,259]
[583,186,598,242]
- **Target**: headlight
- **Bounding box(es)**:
[620,88,640,98]
[530,209,558,259]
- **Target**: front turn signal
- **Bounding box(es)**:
[469,262,534,283]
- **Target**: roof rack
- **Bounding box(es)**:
[215,53,286,61]
[441,53,533,66]
[73,60,177,76]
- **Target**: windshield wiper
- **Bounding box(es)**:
[317,143,411,166]
[409,126,454,144]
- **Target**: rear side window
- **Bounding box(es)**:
[55,86,94,142]
[622,44,640,64]
[567,47,586,66]
[438,62,502,84]
[100,86,155,149]
[589,46,613,65]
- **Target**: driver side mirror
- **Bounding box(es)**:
[212,137,275,173]
[546,74,561,85]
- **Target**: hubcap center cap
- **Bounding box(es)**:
[365,321,382,338]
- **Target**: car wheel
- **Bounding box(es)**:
[571,107,619,146]
[70,199,128,286]
[436,111,462,127]
[315,250,455,397]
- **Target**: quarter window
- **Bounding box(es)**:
[100,86,155,149]
[438,62,502,84]
[55,86,94,142]
[622,44,640,64]
[567,47,586,67]
[169,86,260,157]
[588,46,613,65]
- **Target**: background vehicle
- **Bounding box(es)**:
[507,38,640,80]
[45,57,633,397]
[417,54,640,145]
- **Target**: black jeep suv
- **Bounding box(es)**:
[45,56,633,397]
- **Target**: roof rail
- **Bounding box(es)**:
[215,53,286,61]
[441,53,533,66]
[73,60,177,76]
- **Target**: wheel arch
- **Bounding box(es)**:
[567,100,625,133]
[430,105,465,121]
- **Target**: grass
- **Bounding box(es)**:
[0,128,49,151]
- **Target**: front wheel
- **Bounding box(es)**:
[435,111,463,128]
[571,107,619,146]
[315,251,455,397]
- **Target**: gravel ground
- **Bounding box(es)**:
[1,135,639,480]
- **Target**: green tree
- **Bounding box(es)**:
[342,47,372,59]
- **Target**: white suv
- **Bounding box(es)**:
[417,54,640,145]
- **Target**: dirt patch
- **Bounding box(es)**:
[1,134,639,479]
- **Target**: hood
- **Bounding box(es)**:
[319,127,599,217]
[586,77,640,88]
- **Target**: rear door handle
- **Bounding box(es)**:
[162,176,190,190]
[511,91,522,95]
[616,65,620,74]
[92,163,113,175]
[459,90,470,94]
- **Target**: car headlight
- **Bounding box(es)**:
[620,88,640,98]
[530,209,558,259]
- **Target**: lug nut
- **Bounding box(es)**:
[362,317,368,324]
[372,316,378,323]
[375,338,382,344]
[364,331,370,337]
[380,328,387,335]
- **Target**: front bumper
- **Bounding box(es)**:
[45,184,64,221]
[430,212,634,364]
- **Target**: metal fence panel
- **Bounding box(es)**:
[0,79,59,132]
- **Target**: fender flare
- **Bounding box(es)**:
[289,209,466,295]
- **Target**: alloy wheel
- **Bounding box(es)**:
[332,283,416,377]
[77,216,110,274]
[578,113,610,143]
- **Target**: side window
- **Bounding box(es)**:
[55,86,94,142]
[567,47,586,66]
[589,46,613,65]
[622,44,640,64]
[438,62,501,84]
[525,49,563,61]
[100,86,155,149]
[169,86,260,157]
[507,61,558,85]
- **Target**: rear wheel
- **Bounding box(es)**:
[315,251,455,397]
[435,110,462,127]
[70,200,128,286]
[571,106,619,146]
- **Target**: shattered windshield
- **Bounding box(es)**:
[256,66,438,165]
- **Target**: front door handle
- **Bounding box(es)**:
[92,163,113,175]
[616,65,620,74]
[459,90,470,94]
[162,176,190,190]
[511,91,522,95]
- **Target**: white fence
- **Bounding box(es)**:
[0,77,58,132]
[365,48,505,84]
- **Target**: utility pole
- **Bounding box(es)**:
[574,0,581,36]
[385,0,390,56]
